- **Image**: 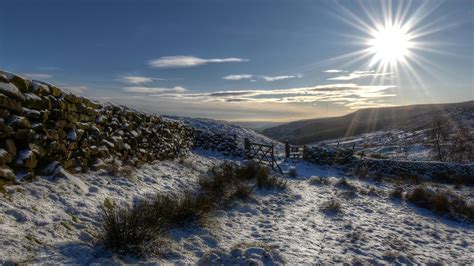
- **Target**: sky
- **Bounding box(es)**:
[1,0,473,122]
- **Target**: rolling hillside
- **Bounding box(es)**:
[263,101,474,144]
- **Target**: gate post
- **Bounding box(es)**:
[284,141,290,159]
[244,138,250,159]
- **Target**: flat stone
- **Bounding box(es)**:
[31,81,50,96]
[10,74,31,93]
[0,165,15,181]
[0,82,25,101]
[7,115,31,129]
[0,149,12,164]
[0,93,22,112]
[4,139,16,156]
[22,107,41,119]
[16,149,38,169]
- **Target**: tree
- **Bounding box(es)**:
[449,123,473,163]
[427,116,450,162]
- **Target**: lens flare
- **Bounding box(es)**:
[368,23,414,66]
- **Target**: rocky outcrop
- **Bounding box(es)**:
[0,70,194,182]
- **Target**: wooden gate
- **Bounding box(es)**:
[284,141,308,160]
[244,138,283,173]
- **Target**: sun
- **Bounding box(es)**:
[368,23,414,66]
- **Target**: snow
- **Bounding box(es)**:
[1,119,473,264]
[313,129,435,161]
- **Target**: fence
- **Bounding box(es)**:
[244,138,283,173]
[284,141,308,160]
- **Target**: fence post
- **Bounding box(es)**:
[244,138,250,159]
[303,145,308,161]
[285,141,290,158]
[270,143,274,167]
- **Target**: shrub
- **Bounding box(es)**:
[101,191,214,256]
[232,183,254,200]
[405,186,474,221]
[101,202,162,256]
[256,173,287,190]
[320,198,342,214]
[406,186,430,206]
[335,178,357,191]
[308,176,331,186]
[390,187,404,199]
[288,167,297,178]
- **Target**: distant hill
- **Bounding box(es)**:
[262,101,474,145]
[230,121,285,132]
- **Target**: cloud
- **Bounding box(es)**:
[160,83,397,110]
[223,74,253,80]
[223,74,303,82]
[22,73,53,80]
[209,91,254,97]
[328,70,393,81]
[261,74,303,81]
[118,76,154,85]
[323,69,346,73]
[149,56,248,68]
[62,86,88,94]
[123,86,188,94]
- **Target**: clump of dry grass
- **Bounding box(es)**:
[405,186,474,221]
[308,176,331,186]
[288,167,297,178]
[320,198,342,215]
[335,178,357,191]
[390,187,404,199]
[101,162,288,257]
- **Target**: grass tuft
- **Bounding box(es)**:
[320,198,342,214]
[405,186,474,221]
[100,161,287,257]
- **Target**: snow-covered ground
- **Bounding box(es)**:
[169,116,277,145]
[313,129,434,161]
[1,150,473,264]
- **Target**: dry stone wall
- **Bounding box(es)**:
[304,145,473,180]
[193,130,243,157]
[0,70,194,182]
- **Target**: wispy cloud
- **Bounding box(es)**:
[223,74,253,80]
[149,56,248,68]
[262,74,303,81]
[323,69,346,73]
[327,70,393,81]
[157,83,397,109]
[223,74,303,82]
[123,86,188,94]
[118,76,154,85]
[62,85,88,94]
[22,73,53,80]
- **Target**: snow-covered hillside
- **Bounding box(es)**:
[169,116,278,146]
[1,118,473,264]
[313,129,432,161]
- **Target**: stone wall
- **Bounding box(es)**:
[353,158,474,180]
[303,145,473,179]
[0,70,194,182]
[193,130,243,157]
[304,146,354,165]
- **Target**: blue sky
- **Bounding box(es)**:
[1,0,473,121]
